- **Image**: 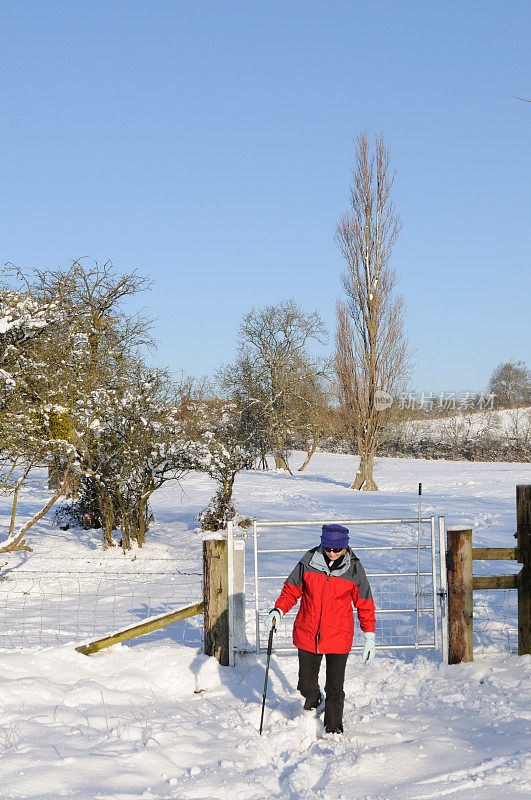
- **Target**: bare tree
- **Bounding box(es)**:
[335,131,411,490]
[506,407,531,456]
[233,300,327,471]
[489,360,530,407]
[292,374,335,472]
[439,409,477,459]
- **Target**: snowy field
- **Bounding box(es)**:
[1,453,530,799]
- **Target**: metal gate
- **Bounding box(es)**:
[246,516,448,662]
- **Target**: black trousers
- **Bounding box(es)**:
[297,648,349,730]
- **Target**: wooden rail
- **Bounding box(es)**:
[473,575,518,590]
[472,548,518,590]
[472,548,516,560]
[76,601,204,655]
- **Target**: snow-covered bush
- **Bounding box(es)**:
[69,370,211,548]
[1,261,205,553]
[195,399,254,531]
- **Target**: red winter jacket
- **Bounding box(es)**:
[274,546,376,654]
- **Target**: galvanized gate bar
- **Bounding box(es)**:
[255,518,434,526]
[369,608,434,614]
[271,643,438,653]
[253,520,260,653]
[227,521,235,666]
[257,572,434,580]
[431,517,439,650]
[257,545,433,554]
[415,511,422,646]
[438,516,449,663]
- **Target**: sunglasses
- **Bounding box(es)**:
[324,547,344,553]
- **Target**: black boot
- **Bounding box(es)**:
[324,723,344,735]
[303,692,324,715]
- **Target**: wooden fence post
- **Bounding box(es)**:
[203,535,229,666]
[516,485,531,656]
[447,527,473,664]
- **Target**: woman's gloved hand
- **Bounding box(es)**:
[362,631,376,663]
[265,608,282,630]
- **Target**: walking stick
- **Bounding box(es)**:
[259,618,276,735]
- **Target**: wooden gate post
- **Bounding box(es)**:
[516,485,531,656]
[203,535,229,666]
[447,527,473,664]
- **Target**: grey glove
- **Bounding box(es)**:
[362,631,376,663]
[265,608,282,630]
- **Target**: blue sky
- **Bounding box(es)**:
[1,1,529,393]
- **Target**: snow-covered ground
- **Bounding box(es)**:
[1,453,530,799]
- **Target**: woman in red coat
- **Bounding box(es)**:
[266,524,376,734]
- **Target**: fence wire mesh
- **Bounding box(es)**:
[473,589,518,653]
[0,563,203,649]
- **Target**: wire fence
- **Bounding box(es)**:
[473,589,518,652]
[0,564,203,649]
[0,563,519,655]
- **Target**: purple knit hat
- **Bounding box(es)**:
[321,524,349,549]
